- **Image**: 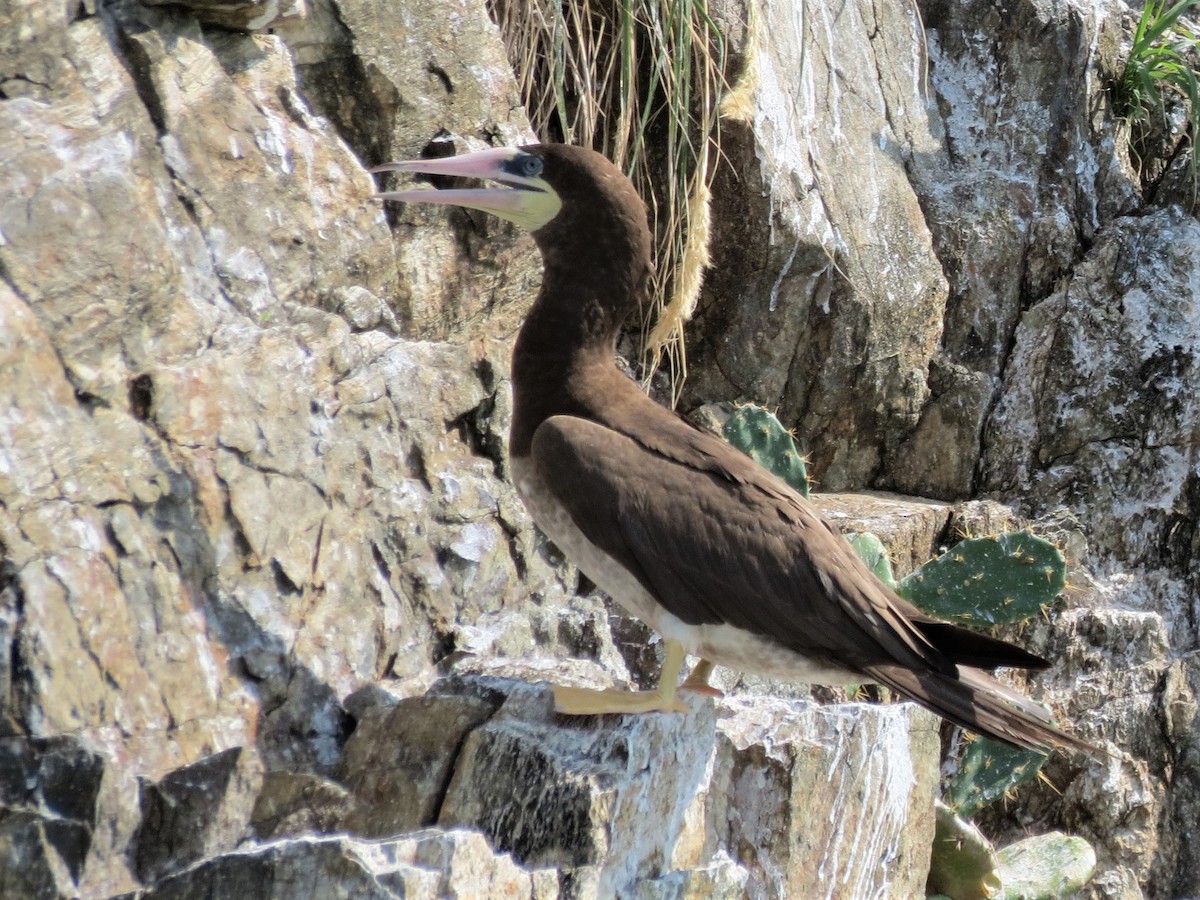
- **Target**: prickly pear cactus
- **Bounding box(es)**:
[897,531,1067,625]
[843,525,1080,885]
[996,831,1097,899]
[896,530,1065,827]
[845,532,898,590]
[927,800,1002,900]
[945,736,1048,819]
[722,404,811,498]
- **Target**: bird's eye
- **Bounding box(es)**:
[520,155,543,178]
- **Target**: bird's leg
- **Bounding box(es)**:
[552,639,690,714]
[680,658,724,698]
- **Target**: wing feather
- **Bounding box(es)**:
[530,414,945,674]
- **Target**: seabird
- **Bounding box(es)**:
[373,143,1089,754]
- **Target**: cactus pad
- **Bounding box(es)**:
[945,736,1047,819]
[996,831,1097,899]
[845,532,898,590]
[722,404,811,498]
[897,531,1067,625]
[927,800,1001,900]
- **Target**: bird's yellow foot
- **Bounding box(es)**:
[552,638,692,715]
[552,684,689,715]
[680,658,724,698]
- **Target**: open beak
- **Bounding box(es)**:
[370,146,561,231]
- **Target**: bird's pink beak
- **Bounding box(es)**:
[369,146,565,232]
[370,148,532,217]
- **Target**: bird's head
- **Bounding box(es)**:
[372,143,652,276]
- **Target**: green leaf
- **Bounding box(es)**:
[721,404,811,498]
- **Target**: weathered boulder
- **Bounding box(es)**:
[250,772,359,841]
[435,681,721,886]
[688,0,947,490]
[0,810,80,900]
[714,696,939,899]
[0,737,106,898]
[815,491,953,577]
[336,690,501,837]
[420,677,936,898]
[140,829,558,899]
[135,747,265,883]
[982,209,1200,585]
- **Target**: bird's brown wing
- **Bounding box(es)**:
[592,394,1051,673]
[530,413,1095,754]
[529,414,948,675]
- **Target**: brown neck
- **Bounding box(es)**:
[509,274,626,458]
[508,188,652,458]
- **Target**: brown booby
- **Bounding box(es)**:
[373,143,1089,754]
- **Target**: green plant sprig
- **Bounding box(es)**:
[1115,0,1200,194]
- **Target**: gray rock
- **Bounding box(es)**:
[0,6,568,888]
[275,0,542,341]
[142,830,555,899]
[889,357,996,500]
[250,772,359,841]
[1162,652,1200,897]
[430,677,938,898]
[325,286,399,334]
[0,737,105,882]
[814,491,953,577]
[975,603,1174,896]
[911,0,1118,379]
[337,691,501,837]
[887,0,1133,497]
[983,209,1200,584]
[636,852,749,900]
[688,0,947,490]
[714,696,940,899]
[140,0,292,31]
[439,680,718,886]
[135,747,264,882]
[0,809,82,900]
[946,500,1023,546]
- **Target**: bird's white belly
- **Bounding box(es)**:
[510,456,862,686]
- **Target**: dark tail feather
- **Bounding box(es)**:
[866,662,1098,756]
[912,620,1051,672]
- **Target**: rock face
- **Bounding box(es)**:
[1,0,1197,897]
[0,0,550,894]
[983,208,1200,581]
[690,0,1141,502]
[141,829,558,900]
[134,747,265,883]
[132,677,939,899]
[689,0,948,490]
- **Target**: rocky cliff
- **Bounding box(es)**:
[1,0,1198,897]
